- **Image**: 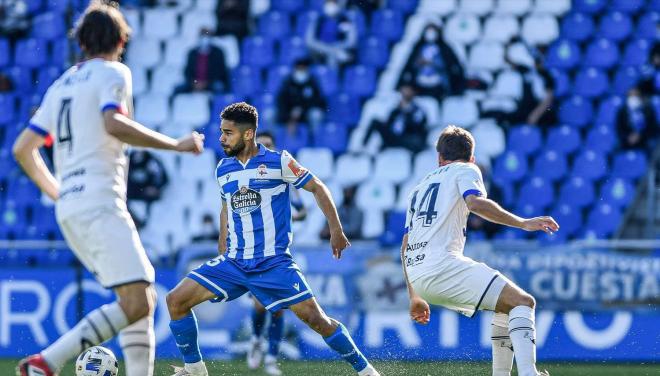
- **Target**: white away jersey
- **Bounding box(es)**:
[29,59,133,220]
[404,162,487,282]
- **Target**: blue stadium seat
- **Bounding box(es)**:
[537,230,568,246]
[586,125,617,153]
[31,11,66,40]
[313,122,348,154]
[612,150,648,179]
[295,11,317,37]
[550,203,582,236]
[211,93,244,120]
[494,228,527,241]
[595,96,623,125]
[546,125,581,155]
[380,211,407,246]
[573,0,607,14]
[584,38,619,69]
[622,39,652,67]
[649,0,660,11]
[15,38,48,68]
[342,65,376,98]
[278,37,308,66]
[493,151,528,183]
[612,67,640,95]
[275,125,309,154]
[271,0,304,13]
[266,65,291,94]
[359,37,389,68]
[599,178,635,208]
[347,9,367,38]
[50,39,70,67]
[572,149,608,181]
[251,93,277,127]
[545,40,581,70]
[35,66,61,96]
[312,64,339,96]
[515,204,543,222]
[518,177,554,209]
[610,0,645,13]
[507,125,542,155]
[636,12,659,39]
[559,176,595,208]
[231,65,262,98]
[370,9,403,41]
[47,0,72,12]
[533,150,567,182]
[598,12,632,41]
[328,92,360,124]
[259,11,291,41]
[586,203,622,237]
[0,94,15,124]
[6,66,33,93]
[0,38,10,67]
[560,13,594,41]
[241,36,274,68]
[388,0,419,14]
[308,0,325,12]
[549,68,570,97]
[574,68,608,98]
[558,96,593,128]
[25,0,43,14]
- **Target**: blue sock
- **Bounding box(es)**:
[169,312,202,364]
[323,323,369,372]
[268,314,284,356]
[252,309,267,338]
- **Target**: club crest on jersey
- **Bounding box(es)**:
[231,186,262,214]
[257,164,268,177]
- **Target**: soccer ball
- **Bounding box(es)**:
[75,346,119,376]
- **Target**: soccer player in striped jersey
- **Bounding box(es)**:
[166,103,379,376]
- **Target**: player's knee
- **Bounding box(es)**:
[166,289,190,319]
[513,292,535,309]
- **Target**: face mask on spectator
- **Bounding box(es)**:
[293,69,309,83]
[424,28,438,43]
[324,1,340,17]
[627,96,642,109]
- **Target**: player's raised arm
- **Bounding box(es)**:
[465,195,559,234]
[302,176,350,259]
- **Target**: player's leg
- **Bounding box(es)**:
[247,297,267,369]
[116,282,157,376]
[491,312,514,376]
[264,309,284,375]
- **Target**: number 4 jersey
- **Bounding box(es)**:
[404,162,487,283]
[29,59,133,220]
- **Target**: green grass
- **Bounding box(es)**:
[5,359,659,376]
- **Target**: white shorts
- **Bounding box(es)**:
[58,206,155,288]
[411,257,507,318]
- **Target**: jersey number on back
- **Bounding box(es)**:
[57,98,73,151]
[416,183,440,226]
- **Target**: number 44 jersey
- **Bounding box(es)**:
[29,59,133,220]
[404,162,487,283]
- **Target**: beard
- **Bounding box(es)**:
[223,139,246,156]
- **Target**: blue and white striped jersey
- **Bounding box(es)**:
[216,144,313,260]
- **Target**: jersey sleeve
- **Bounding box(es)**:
[99,65,131,114]
[281,150,313,189]
[456,164,487,200]
[28,88,55,137]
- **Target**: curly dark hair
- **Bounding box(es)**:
[73,0,131,57]
[221,102,259,130]
[436,125,475,162]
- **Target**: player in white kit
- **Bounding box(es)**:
[12,2,204,375]
[401,126,559,376]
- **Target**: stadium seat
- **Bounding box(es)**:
[586,125,617,154]
[612,150,648,180]
[359,37,389,69]
[518,177,554,209]
[0,38,9,67]
[574,68,609,98]
[313,122,348,154]
[328,93,360,125]
[532,150,567,182]
[412,149,437,179]
[388,0,419,14]
[507,125,541,156]
[164,37,197,68]
[505,41,534,67]
[272,0,304,13]
[172,93,211,129]
[335,154,372,186]
[612,67,640,96]
[35,66,61,96]
[241,36,274,68]
[180,150,216,182]
[278,37,308,66]
[545,40,581,70]
[417,0,456,16]
[482,15,519,43]
[635,12,659,39]
[472,120,505,164]
[312,64,339,97]
[131,65,148,96]
[468,41,505,72]
[121,8,141,36]
[361,208,385,239]
[586,203,622,236]
[150,65,184,96]
[143,8,178,40]
[346,9,367,38]
[380,211,407,246]
[342,65,376,99]
[297,147,334,181]
[490,70,523,99]
[134,93,170,127]
[495,0,531,15]
[6,66,33,93]
[493,151,527,182]
[31,11,65,40]
[549,68,570,98]
[275,126,310,154]
[231,65,262,98]
[50,38,70,67]
[356,180,396,211]
[125,37,161,69]
[598,12,632,41]
[0,95,14,124]
[611,0,645,13]
[259,11,291,41]
[371,9,403,41]
[573,0,607,14]
[46,0,71,12]
[251,93,277,127]
[595,96,623,125]
[622,39,652,67]
[572,149,608,181]
[534,0,570,15]
[181,10,217,37]
[537,230,568,245]
[265,65,291,94]
[521,14,559,45]
[373,148,411,184]
[441,97,478,127]
[444,13,481,45]
[649,0,660,11]
[558,96,593,128]
[14,38,47,68]
[599,178,635,208]
[550,203,582,236]
[546,125,581,155]
[459,0,494,16]
[294,11,317,37]
[560,12,595,41]
[559,176,595,208]
[584,38,619,69]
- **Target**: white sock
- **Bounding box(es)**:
[492,313,514,376]
[185,360,209,376]
[42,302,128,371]
[509,306,539,376]
[119,316,155,376]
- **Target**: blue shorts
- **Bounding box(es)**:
[187,253,314,313]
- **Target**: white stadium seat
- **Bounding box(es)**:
[481,97,517,113]
[413,149,438,179]
[445,13,481,45]
[490,69,523,99]
[135,93,169,126]
[143,8,179,40]
[534,0,570,15]
[126,37,161,69]
[195,0,217,12]
[482,15,519,42]
[356,180,396,211]
[468,41,505,72]
[522,13,559,45]
[122,8,141,36]
[495,0,532,15]
[180,149,216,182]
[415,97,441,128]
[212,36,240,69]
[334,154,372,187]
[441,96,479,127]
[172,93,210,128]
[396,179,419,210]
[165,36,198,68]
[361,208,385,239]
[373,148,412,184]
[297,147,334,181]
[472,119,505,166]
[418,0,457,16]
[507,41,535,67]
[459,0,494,16]
[150,65,184,96]
[182,10,217,37]
[130,65,148,96]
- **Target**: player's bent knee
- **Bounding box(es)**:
[520,293,536,309]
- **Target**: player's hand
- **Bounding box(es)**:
[176,131,205,154]
[410,295,430,325]
[330,229,350,259]
[522,216,559,234]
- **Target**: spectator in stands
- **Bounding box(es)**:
[363,83,428,153]
[321,186,362,240]
[616,87,658,151]
[127,150,169,209]
[305,0,357,68]
[276,58,326,134]
[639,42,659,98]
[215,0,250,41]
[0,0,29,40]
[0,73,12,92]
[175,28,229,94]
[192,213,220,243]
[399,23,465,98]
